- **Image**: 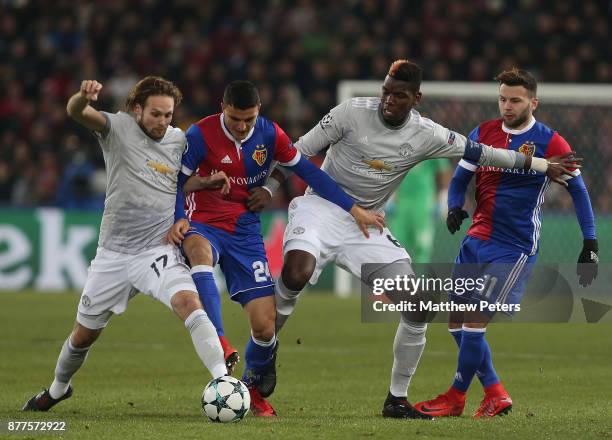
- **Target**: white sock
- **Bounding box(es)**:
[389,319,427,398]
[49,380,70,400]
[185,309,227,378]
[49,339,90,399]
[252,332,276,347]
[274,276,302,333]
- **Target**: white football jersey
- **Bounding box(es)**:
[96,111,186,254]
[296,98,518,211]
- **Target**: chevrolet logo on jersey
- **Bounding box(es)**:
[518,141,536,157]
[362,158,394,171]
[146,160,174,175]
[252,144,267,166]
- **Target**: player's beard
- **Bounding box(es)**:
[504,107,530,129]
[138,120,165,141]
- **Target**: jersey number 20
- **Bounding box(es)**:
[252,261,271,282]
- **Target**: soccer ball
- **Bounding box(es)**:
[201,376,250,423]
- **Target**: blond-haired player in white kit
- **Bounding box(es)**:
[23,77,229,412]
[260,60,578,418]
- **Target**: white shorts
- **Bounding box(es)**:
[283,195,411,284]
[77,244,196,329]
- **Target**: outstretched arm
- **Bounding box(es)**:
[66,80,107,133]
[427,124,580,185]
[462,138,579,185]
[287,155,385,238]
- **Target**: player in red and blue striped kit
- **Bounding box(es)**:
[415,69,598,418]
[168,81,383,416]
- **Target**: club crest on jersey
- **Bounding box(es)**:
[252,145,267,166]
[399,143,414,158]
[518,141,536,157]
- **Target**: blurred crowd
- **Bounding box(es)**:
[0,0,610,211]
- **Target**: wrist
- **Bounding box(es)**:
[530,157,548,173]
[262,186,273,198]
[265,177,281,194]
[583,238,598,251]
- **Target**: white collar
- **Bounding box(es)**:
[219,113,255,144]
[502,116,536,135]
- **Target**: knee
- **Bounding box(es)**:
[183,236,214,266]
[70,324,102,348]
[250,310,276,342]
[171,291,201,320]
[251,321,275,342]
[400,317,427,338]
[282,264,312,292]
[448,322,462,330]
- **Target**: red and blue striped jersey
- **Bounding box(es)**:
[465,118,575,255]
[181,113,300,234]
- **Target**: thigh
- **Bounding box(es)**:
[337,227,411,282]
[221,232,275,305]
[283,195,346,284]
[78,247,133,326]
[128,244,196,310]
[453,239,534,316]
[183,222,223,266]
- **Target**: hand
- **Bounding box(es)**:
[184,172,230,195]
[207,171,231,195]
[167,219,191,246]
[350,205,385,238]
[79,80,103,101]
[546,152,582,186]
[446,207,469,234]
[246,187,272,212]
[577,238,598,287]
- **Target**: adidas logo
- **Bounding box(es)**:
[358,136,369,145]
[221,155,232,164]
[454,372,463,382]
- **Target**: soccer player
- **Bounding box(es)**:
[22,77,228,412]
[263,60,579,419]
[413,68,598,418]
[166,80,384,417]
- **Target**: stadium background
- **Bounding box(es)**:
[1,2,611,439]
[1,0,610,292]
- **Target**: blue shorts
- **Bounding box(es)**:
[449,235,536,316]
[184,222,274,306]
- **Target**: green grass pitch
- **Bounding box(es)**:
[1,291,610,439]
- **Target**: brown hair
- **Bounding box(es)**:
[125,76,183,111]
[388,59,422,93]
[495,68,537,97]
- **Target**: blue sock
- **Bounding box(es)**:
[449,328,499,388]
[242,334,276,386]
[476,338,500,387]
[449,328,462,346]
[191,265,224,337]
[452,328,487,392]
